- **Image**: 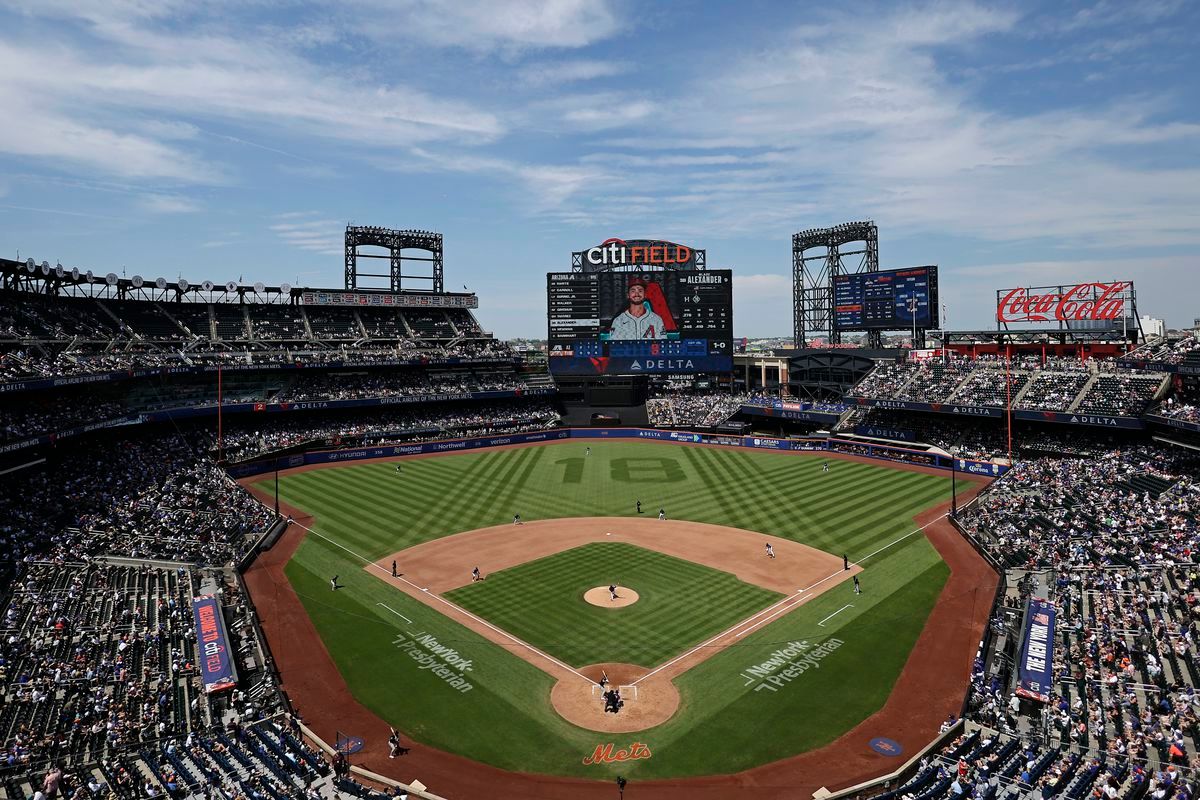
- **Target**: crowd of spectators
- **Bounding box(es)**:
[888,723,1191,800]
[1156,398,1200,424]
[0,288,513,387]
[0,365,533,444]
[214,400,561,461]
[275,368,525,402]
[957,446,1200,570]
[1126,336,1200,367]
[849,359,1167,415]
[0,433,274,565]
[1077,374,1167,416]
[646,391,752,428]
[1016,371,1091,411]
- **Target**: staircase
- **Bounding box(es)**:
[1066,373,1100,412]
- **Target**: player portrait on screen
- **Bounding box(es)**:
[608,277,675,340]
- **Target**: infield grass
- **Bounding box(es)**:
[446,541,784,667]
[269,440,961,779]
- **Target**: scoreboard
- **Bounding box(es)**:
[833,266,939,331]
[547,270,733,375]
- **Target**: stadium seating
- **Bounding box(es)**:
[848,359,1168,416]
[646,390,752,428]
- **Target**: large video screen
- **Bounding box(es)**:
[833,266,939,331]
[547,270,733,375]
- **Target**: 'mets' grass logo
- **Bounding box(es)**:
[582,742,652,765]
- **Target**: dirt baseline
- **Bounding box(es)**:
[241,447,995,799]
[367,517,858,732]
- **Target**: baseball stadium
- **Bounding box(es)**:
[1,216,1197,800]
[2,4,1199,796]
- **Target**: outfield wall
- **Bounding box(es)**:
[226,427,1009,479]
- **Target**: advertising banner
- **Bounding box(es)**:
[192,595,237,694]
[996,282,1131,325]
[223,428,1009,479]
[1015,598,1056,703]
[854,424,917,442]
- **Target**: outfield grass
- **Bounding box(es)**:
[270,441,955,779]
[446,542,784,667]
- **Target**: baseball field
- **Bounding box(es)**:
[256,440,965,781]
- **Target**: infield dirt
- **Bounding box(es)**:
[240,447,994,799]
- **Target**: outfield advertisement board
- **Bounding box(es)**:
[1015,598,1056,703]
[846,397,1145,429]
[1147,414,1200,434]
[226,427,1008,478]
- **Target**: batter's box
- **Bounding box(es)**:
[590,684,639,702]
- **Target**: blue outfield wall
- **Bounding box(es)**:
[227,427,1008,479]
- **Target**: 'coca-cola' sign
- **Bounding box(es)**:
[997,282,1131,324]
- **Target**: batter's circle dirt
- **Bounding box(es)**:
[551,663,680,732]
[240,442,998,799]
[583,586,639,607]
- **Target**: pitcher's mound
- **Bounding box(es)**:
[584,586,639,607]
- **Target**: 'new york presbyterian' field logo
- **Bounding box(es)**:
[391,632,474,693]
[582,741,652,765]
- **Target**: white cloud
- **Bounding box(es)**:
[350,0,620,52]
[530,1,1200,256]
[139,194,201,214]
[270,214,343,257]
[0,5,504,186]
[0,82,220,183]
[517,59,627,87]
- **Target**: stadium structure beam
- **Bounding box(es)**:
[344,225,444,293]
[792,221,878,348]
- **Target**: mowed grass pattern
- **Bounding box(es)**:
[271,441,960,778]
[268,441,953,560]
[446,542,784,667]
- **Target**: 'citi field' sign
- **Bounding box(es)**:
[997,281,1131,324]
[580,238,694,268]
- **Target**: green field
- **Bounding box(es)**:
[269,440,954,779]
[445,541,784,667]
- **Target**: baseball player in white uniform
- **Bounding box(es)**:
[609,278,665,340]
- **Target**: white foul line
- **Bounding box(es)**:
[633,512,948,685]
[734,594,811,639]
[818,604,854,627]
[286,518,595,685]
[268,496,947,690]
[375,602,413,625]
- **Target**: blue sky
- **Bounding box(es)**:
[1,0,1197,338]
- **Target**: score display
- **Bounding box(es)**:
[833,266,939,331]
[547,270,733,375]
